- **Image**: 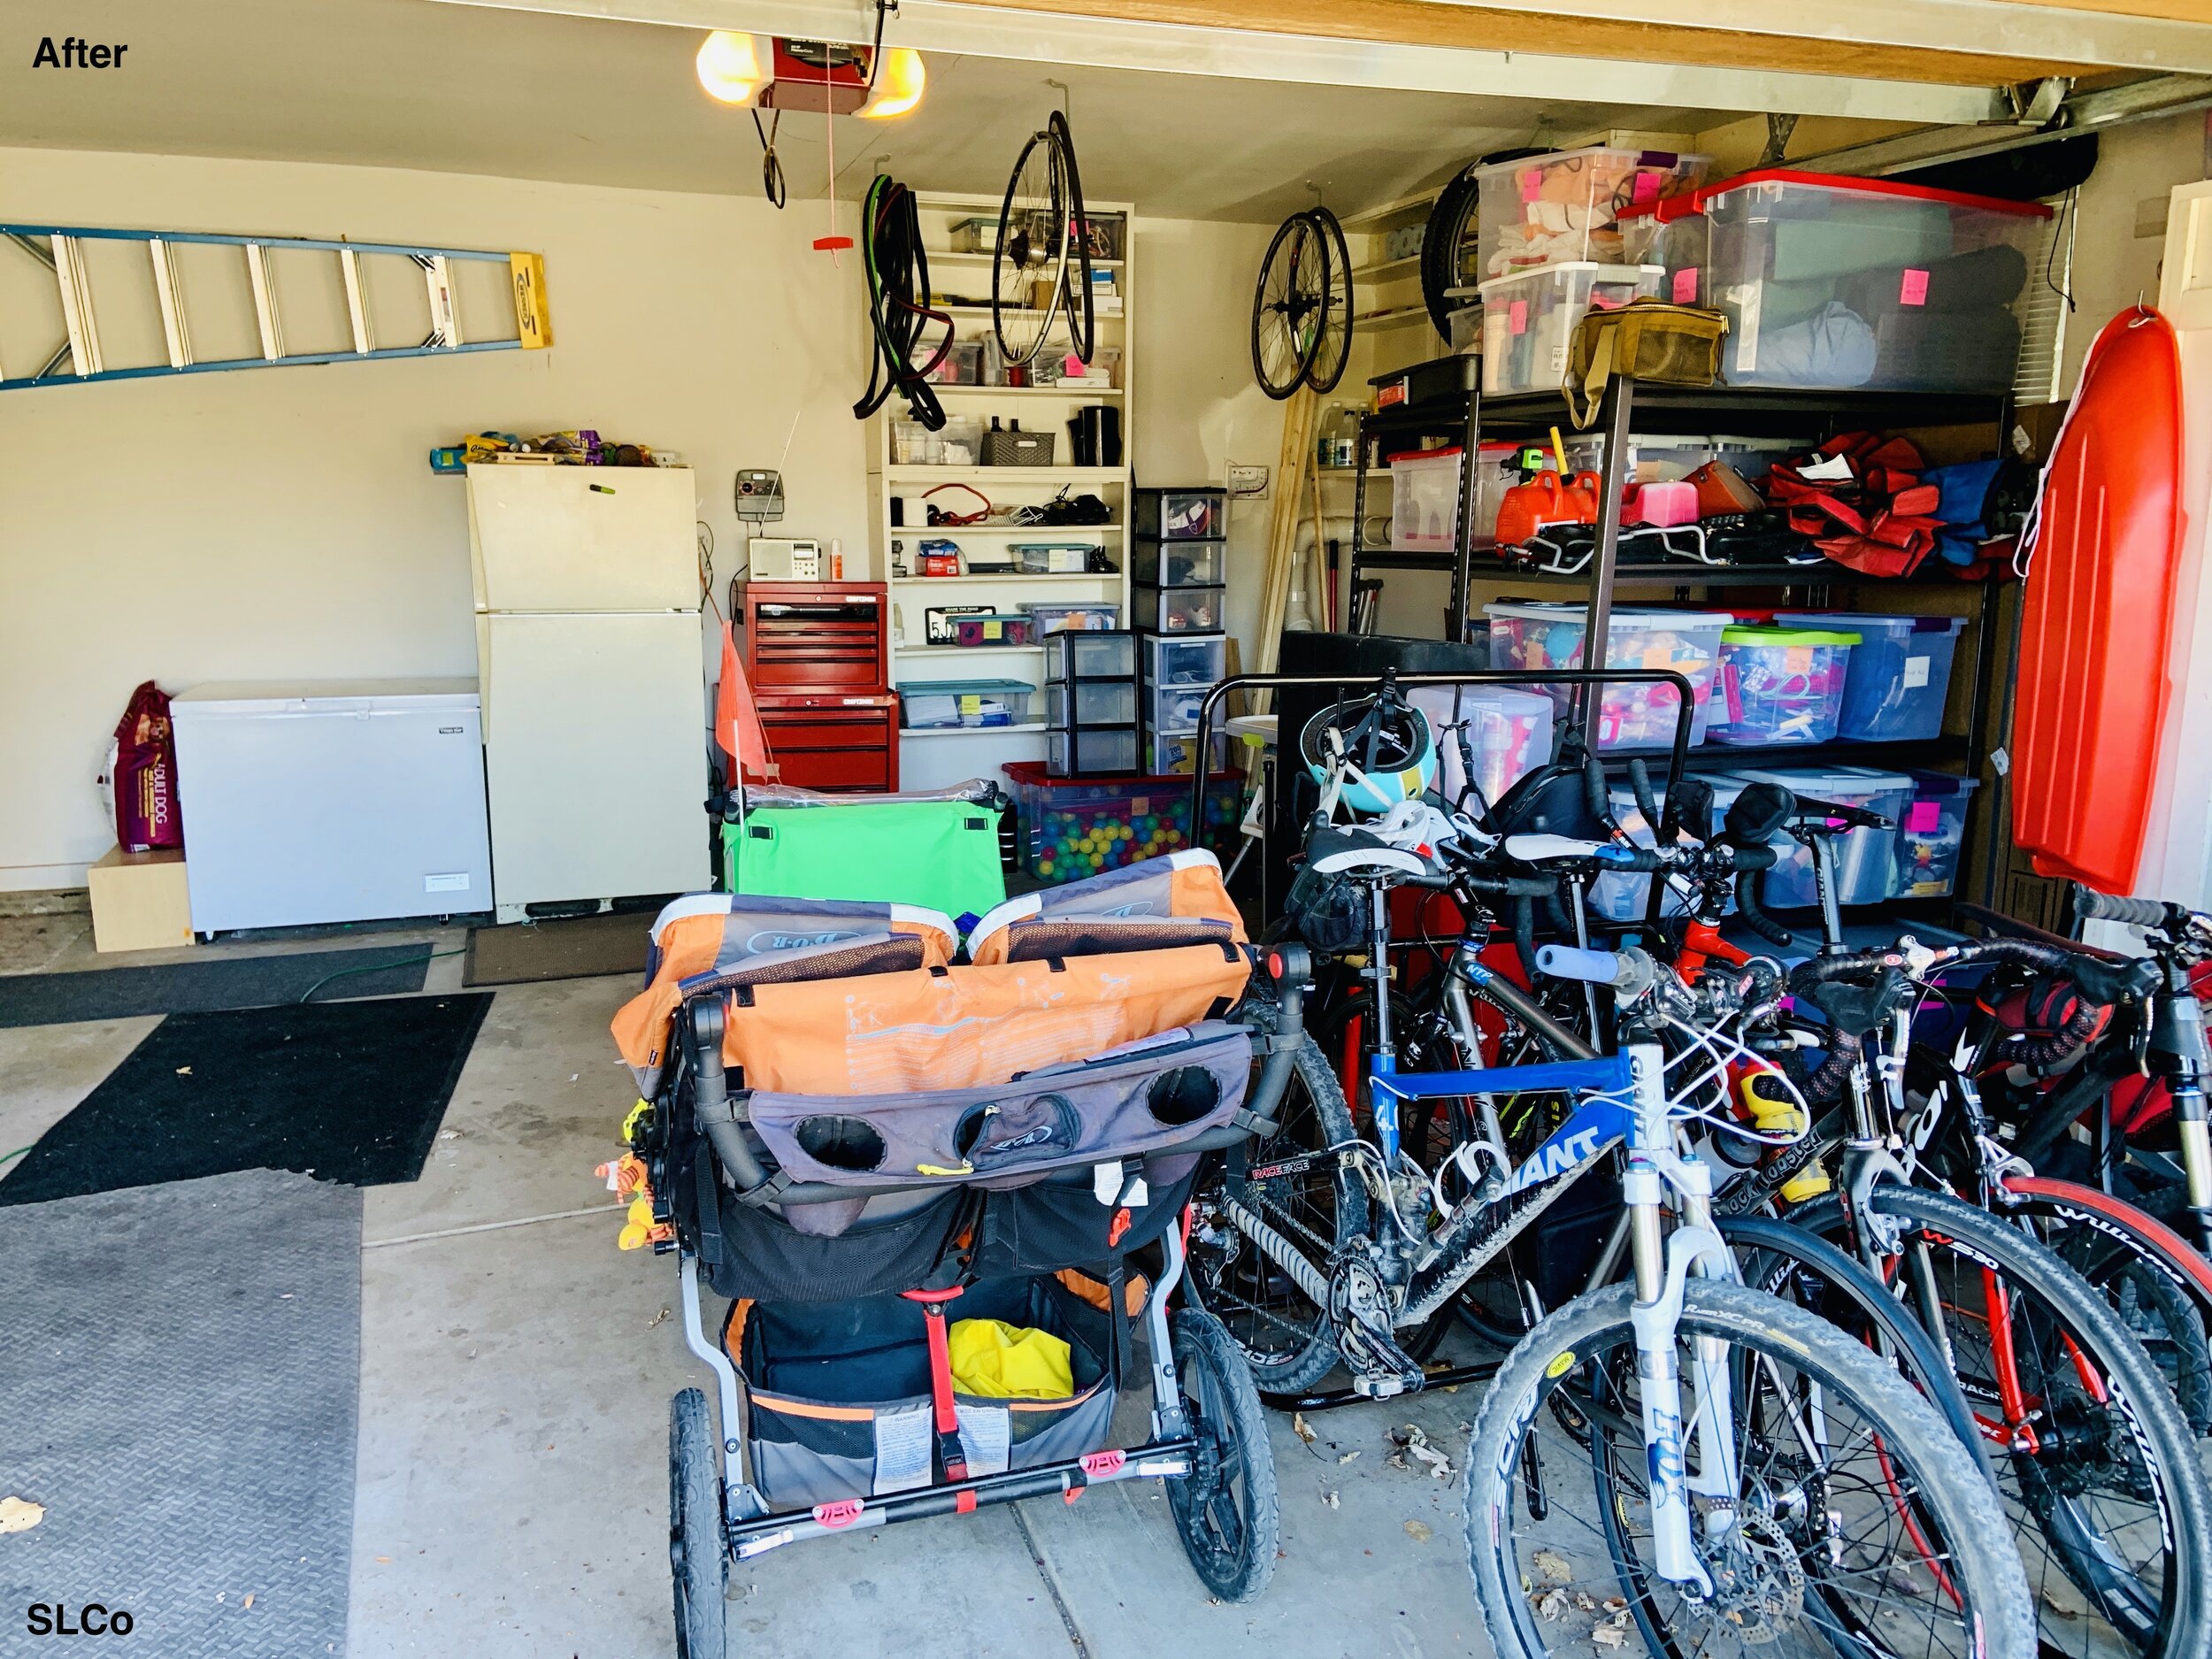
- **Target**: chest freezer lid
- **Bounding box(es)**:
[173,678,482,716]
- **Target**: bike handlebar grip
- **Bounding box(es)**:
[1626,758,1662,831]
[1582,749,1612,827]
[1536,944,1633,987]
[1734,869,1793,948]
[2073,887,2171,930]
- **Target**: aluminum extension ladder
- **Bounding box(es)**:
[1,223,551,389]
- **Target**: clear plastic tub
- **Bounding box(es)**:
[1590,777,1753,923]
[1897,770,1981,897]
[1023,601,1120,636]
[1143,632,1227,687]
[1477,147,1709,280]
[1132,540,1227,587]
[1775,612,1966,742]
[1708,626,1858,748]
[1390,447,1463,552]
[1048,680,1137,727]
[1479,264,1663,396]
[1484,603,1732,751]
[1727,764,1914,908]
[1133,586,1225,634]
[1142,731,1233,776]
[1639,171,2050,392]
[895,679,1034,730]
[1147,681,1212,735]
[1045,630,1136,681]
[1014,544,1097,574]
[1133,488,1225,540]
[1047,726,1140,779]
[953,612,1032,648]
[1002,761,1240,881]
[1409,684,1555,813]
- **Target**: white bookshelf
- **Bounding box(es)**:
[866,188,1136,793]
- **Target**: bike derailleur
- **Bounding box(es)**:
[1328,1247,1425,1399]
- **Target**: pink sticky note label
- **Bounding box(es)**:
[1900,268,1930,306]
[1509,300,1529,335]
[1907,801,1941,833]
[1632,170,1662,204]
[1671,266,1699,304]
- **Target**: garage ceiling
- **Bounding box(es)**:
[0,0,1743,219]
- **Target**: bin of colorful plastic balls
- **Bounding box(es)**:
[1482,603,1731,751]
[1708,626,1858,747]
[1003,762,1241,882]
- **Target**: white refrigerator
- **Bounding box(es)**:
[466,464,710,921]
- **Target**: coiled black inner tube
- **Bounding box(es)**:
[855,174,951,429]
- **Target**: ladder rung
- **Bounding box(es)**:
[339,247,373,356]
[150,237,193,370]
[244,242,283,362]
[420,253,459,349]
[52,235,103,379]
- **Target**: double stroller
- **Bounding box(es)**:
[607,851,1287,1656]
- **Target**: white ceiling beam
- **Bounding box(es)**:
[431,0,2014,124]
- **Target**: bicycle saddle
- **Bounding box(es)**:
[1306,825,1428,880]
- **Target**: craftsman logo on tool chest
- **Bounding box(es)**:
[32,36,129,67]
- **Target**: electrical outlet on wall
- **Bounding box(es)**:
[1226,464,1269,499]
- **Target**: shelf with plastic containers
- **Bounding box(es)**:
[1484,602,1732,751]
[1624,170,2050,393]
[1773,611,1966,742]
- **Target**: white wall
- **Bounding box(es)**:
[0,148,1284,890]
[2062,111,2207,385]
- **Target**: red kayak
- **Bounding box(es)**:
[2013,308,2185,894]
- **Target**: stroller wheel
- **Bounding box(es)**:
[670,1388,728,1658]
[1165,1307,1279,1603]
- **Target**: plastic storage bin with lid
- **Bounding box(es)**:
[1632,171,2050,392]
[1896,770,1980,898]
[1476,147,1709,280]
[1022,601,1120,637]
[1708,625,1858,747]
[1479,265,1663,397]
[897,680,1035,730]
[1002,760,1240,882]
[1485,603,1732,751]
[1728,764,1914,908]
[1409,685,1554,814]
[1389,447,1463,552]
[1589,777,1754,924]
[1133,488,1225,541]
[1774,612,1965,742]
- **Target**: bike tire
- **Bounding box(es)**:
[992,127,1068,366]
[1050,111,1095,366]
[1165,1306,1280,1602]
[1302,205,1353,395]
[1463,1279,2035,1659]
[1250,211,1325,400]
[670,1387,727,1659]
[1419,168,1479,341]
[1192,1006,1363,1394]
[1794,1185,2212,1659]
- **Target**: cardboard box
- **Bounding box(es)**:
[87,847,194,953]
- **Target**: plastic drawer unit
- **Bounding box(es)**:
[1132,541,1226,588]
[1775,612,1965,742]
[1046,629,1137,681]
[1631,171,2049,393]
[1133,488,1225,540]
[1485,602,1731,751]
[1728,764,1915,908]
[1133,586,1225,634]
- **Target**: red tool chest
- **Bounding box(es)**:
[740,582,898,793]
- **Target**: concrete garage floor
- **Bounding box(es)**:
[0,911,1524,1659]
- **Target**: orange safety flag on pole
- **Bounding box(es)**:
[715,621,777,785]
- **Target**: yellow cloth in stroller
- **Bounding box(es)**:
[948,1318,1075,1400]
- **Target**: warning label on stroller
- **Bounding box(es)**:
[873,1404,933,1494]
[955,1403,1012,1477]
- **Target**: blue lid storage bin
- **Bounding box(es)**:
[1775,612,1965,742]
[1897,769,1981,898]
[1726,765,1915,908]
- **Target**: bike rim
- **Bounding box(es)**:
[994,129,1067,365]
[1252,215,1324,398]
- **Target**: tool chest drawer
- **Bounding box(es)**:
[742,582,890,694]
[757,695,899,792]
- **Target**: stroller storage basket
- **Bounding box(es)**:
[726,1275,1116,1510]
[747,1023,1254,1198]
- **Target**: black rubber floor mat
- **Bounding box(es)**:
[464,910,650,986]
[0,942,432,1029]
[0,1169,361,1658]
[0,993,492,1205]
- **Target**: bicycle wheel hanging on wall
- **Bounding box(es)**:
[992,118,1071,366]
[1052,110,1095,366]
[1303,205,1353,395]
[1249,211,1327,400]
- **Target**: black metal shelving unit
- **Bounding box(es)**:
[1346,371,2013,916]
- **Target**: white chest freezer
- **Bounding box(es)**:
[170,680,493,933]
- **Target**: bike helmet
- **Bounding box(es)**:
[1300,690,1437,816]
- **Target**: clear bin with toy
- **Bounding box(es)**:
[1046,629,1136,681]
[1896,770,1981,898]
[1389,447,1465,552]
[1729,764,1915,908]
[1409,684,1555,814]
[1477,147,1709,280]
[1023,601,1121,636]
[1484,602,1732,751]
[1638,171,2049,392]
[1590,777,1754,923]
[1002,760,1241,882]
[1708,626,1858,747]
[1133,586,1225,634]
[1479,264,1663,397]
[1133,540,1227,588]
[897,679,1035,730]
[1775,611,1966,741]
[1133,488,1225,540]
